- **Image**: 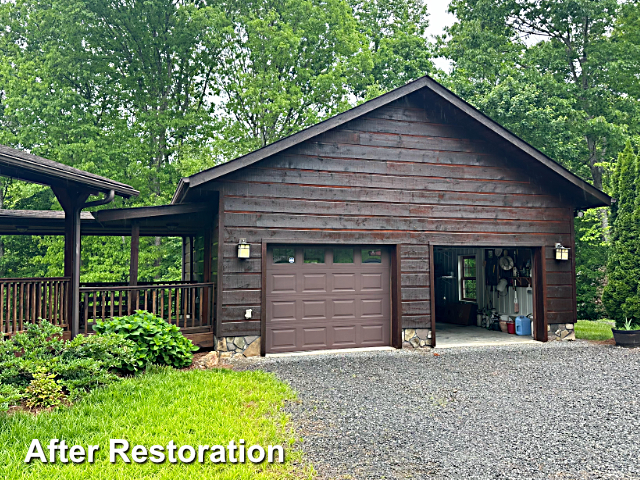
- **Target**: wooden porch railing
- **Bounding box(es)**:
[79,282,215,335]
[0,277,70,336]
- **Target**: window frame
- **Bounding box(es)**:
[459,255,477,302]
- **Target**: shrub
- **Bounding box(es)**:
[603,142,640,329]
[0,321,66,390]
[56,334,139,398]
[93,311,198,370]
[0,321,138,411]
[24,368,64,409]
[0,383,22,413]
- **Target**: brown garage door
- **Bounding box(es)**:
[266,245,391,353]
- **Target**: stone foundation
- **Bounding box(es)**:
[402,328,432,348]
[547,323,575,341]
[215,335,262,359]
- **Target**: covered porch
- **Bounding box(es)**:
[0,146,216,347]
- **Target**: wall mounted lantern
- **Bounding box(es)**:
[555,243,570,261]
[237,238,250,259]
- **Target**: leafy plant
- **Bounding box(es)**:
[0,321,140,411]
[0,383,22,413]
[93,311,198,370]
[24,368,64,409]
[621,318,639,331]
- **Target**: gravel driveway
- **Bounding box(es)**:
[244,342,640,479]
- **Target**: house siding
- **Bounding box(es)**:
[211,92,576,337]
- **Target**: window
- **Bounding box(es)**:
[333,248,354,263]
[362,248,382,263]
[304,248,325,264]
[460,256,477,301]
[274,248,295,264]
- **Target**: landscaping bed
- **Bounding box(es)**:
[1,312,310,479]
[0,366,307,479]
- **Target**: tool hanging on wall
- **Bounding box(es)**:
[514,288,519,313]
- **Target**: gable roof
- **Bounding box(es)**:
[0,144,139,198]
[172,75,610,208]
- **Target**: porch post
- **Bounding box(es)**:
[129,221,139,286]
[53,187,89,339]
[202,228,213,326]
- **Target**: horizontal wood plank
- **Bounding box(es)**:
[224,213,571,235]
[222,181,564,208]
[224,196,570,222]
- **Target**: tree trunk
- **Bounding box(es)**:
[587,135,609,241]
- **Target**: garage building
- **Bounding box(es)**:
[171,76,611,355]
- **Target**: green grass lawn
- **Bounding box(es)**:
[575,320,615,341]
[0,366,311,480]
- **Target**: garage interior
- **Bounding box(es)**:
[434,246,539,347]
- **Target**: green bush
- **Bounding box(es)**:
[0,383,22,413]
[0,321,138,411]
[602,142,640,329]
[24,368,64,409]
[93,311,198,370]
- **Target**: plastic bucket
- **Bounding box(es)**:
[515,316,532,336]
[507,321,516,335]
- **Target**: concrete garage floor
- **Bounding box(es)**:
[434,322,538,348]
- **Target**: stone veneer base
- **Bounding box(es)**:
[213,322,574,357]
[547,323,575,341]
[402,328,432,348]
[215,335,261,359]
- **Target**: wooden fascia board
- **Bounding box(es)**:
[94,203,208,222]
[0,148,139,198]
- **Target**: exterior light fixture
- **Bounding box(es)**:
[237,238,250,259]
[555,243,569,261]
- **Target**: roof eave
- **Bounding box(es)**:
[171,178,189,204]
[0,146,139,198]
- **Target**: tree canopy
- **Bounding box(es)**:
[0,0,639,317]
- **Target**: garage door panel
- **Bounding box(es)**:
[266,245,390,353]
[332,273,357,292]
[333,299,356,318]
[302,299,328,319]
[269,328,297,350]
[271,274,298,293]
[270,301,297,321]
[302,273,327,293]
[302,327,329,348]
[361,298,384,317]
[361,273,384,291]
[332,325,357,345]
[361,324,385,343]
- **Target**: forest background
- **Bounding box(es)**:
[1,0,639,320]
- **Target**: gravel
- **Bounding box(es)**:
[241,342,640,479]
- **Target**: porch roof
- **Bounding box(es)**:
[0,144,138,198]
[0,203,209,236]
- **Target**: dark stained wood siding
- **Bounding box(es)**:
[210,92,577,337]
